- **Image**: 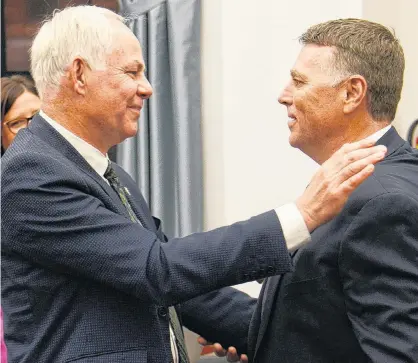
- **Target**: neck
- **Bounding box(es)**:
[42,100,110,155]
[314,115,390,165]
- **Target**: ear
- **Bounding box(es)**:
[68,57,89,96]
[342,75,367,115]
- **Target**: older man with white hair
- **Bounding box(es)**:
[1,5,386,363]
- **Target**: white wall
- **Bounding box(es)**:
[201,0,362,298]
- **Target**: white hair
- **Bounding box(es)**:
[30,5,126,97]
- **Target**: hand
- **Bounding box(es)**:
[198,336,249,363]
[296,139,387,232]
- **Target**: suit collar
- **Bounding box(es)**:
[39,110,109,178]
[375,126,406,157]
[28,114,100,175]
[28,115,127,213]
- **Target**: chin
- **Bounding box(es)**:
[127,127,139,138]
[288,133,300,148]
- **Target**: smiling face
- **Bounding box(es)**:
[80,22,153,150]
[278,45,348,162]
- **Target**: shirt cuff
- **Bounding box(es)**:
[275,203,311,251]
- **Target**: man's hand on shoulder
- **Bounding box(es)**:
[297,139,387,232]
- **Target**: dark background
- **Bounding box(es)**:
[2,0,118,76]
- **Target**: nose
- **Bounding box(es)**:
[278,82,293,106]
[137,76,153,100]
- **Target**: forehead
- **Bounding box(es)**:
[292,44,335,79]
[108,24,145,67]
[5,91,41,120]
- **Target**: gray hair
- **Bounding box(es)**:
[30,5,125,97]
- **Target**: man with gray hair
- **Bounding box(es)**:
[1,7,387,363]
[201,18,418,363]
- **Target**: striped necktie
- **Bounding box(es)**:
[104,163,190,363]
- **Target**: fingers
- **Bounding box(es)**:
[240,354,249,363]
[213,343,227,357]
[326,144,387,176]
[296,141,387,232]
[338,164,375,194]
[226,346,248,362]
[335,146,385,186]
[226,346,239,361]
[340,144,386,170]
[199,339,248,363]
[337,138,376,154]
[197,336,210,346]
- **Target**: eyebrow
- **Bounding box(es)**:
[6,109,39,121]
[290,69,308,81]
[131,60,146,73]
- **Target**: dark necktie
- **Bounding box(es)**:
[104,163,190,363]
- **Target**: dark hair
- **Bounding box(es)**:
[1,75,39,154]
[300,19,405,122]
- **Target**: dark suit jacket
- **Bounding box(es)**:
[247,127,418,363]
[1,115,291,363]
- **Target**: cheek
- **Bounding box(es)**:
[1,128,14,149]
[293,90,312,122]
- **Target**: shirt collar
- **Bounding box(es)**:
[362,124,392,143]
[39,110,109,178]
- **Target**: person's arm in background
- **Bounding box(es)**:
[340,193,418,363]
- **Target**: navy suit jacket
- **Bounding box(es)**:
[247,128,418,363]
[1,115,291,363]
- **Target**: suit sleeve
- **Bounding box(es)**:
[180,287,257,354]
[1,153,292,307]
[339,192,418,363]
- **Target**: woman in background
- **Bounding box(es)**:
[1,75,41,154]
[1,74,41,362]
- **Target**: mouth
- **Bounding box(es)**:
[129,106,142,115]
[287,116,297,128]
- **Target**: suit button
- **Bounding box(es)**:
[267,266,275,274]
[158,307,168,317]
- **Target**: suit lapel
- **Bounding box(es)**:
[252,274,282,359]
[28,116,132,220]
[248,283,264,359]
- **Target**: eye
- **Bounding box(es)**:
[127,71,138,78]
[9,119,27,128]
[293,78,304,86]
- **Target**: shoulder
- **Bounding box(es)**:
[2,132,88,200]
[343,145,418,214]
